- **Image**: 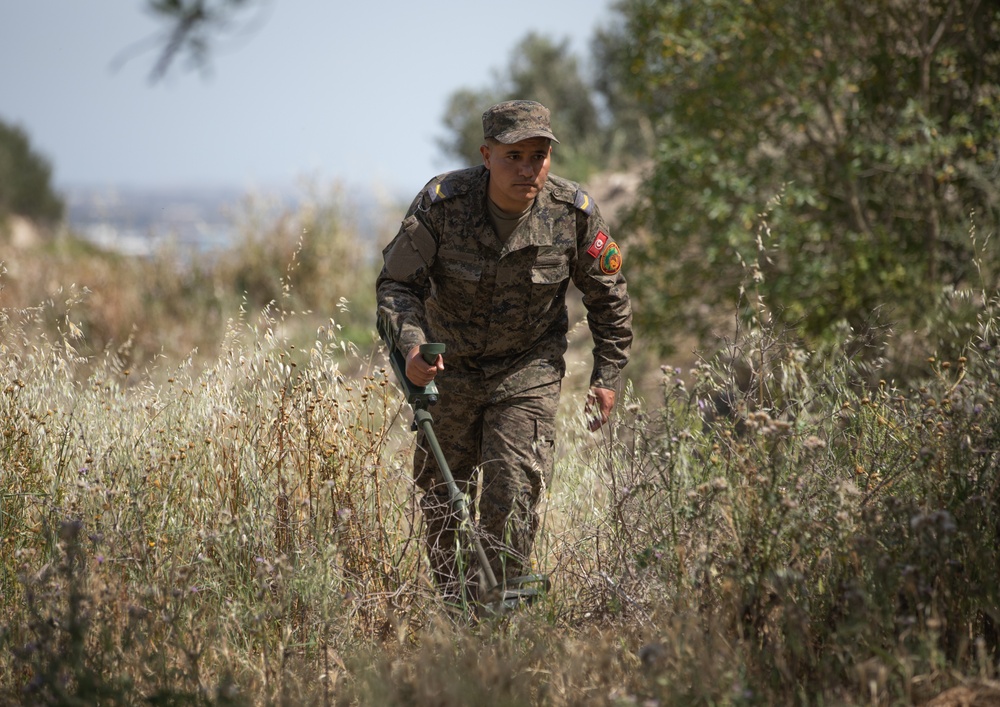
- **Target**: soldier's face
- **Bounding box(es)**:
[480,137,552,212]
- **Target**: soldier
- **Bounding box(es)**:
[376,100,632,603]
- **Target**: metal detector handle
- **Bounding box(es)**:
[420,342,446,365]
[376,313,446,408]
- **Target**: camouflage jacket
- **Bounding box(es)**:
[376,165,632,397]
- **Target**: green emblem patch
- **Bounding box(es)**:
[600,241,622,275]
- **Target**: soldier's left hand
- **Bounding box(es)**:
[586,387,616,431]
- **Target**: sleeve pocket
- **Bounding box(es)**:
[384,216,437,281]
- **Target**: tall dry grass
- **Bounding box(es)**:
[1,194,1000,705]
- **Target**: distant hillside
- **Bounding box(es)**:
[63,183,400,258]
[64,185,255,256]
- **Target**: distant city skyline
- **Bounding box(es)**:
[1,1,614,196]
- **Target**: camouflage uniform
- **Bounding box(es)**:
[376,103,632,599]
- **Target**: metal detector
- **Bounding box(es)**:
[377,316,550,615]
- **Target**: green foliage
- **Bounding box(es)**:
[589,15,659,168]
[556,282,1000,702]
[613,0,1000,351]
[437,87,501,168]
[0,118,64,224]
[436,34,612,182]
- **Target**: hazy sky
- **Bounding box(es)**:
[0,1,615,196]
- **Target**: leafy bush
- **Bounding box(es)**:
[0,118,63,224]
[613,0,1000,355]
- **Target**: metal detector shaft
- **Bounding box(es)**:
[412,406,500,593]
[375,321,518,604]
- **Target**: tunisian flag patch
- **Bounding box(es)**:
[586,230,609,258]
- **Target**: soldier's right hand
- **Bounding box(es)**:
[405,345,444,386]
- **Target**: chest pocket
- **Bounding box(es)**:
[432,249,483,319]
[530,256,569,284]
[528,252,570,320]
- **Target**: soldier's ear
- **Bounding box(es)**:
[480,143,491,169]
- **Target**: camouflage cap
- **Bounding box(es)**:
[482,100,560,144]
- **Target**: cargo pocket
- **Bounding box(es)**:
[385,215,437,282]
[530,416,557,493]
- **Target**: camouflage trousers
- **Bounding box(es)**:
[413,374,560,601]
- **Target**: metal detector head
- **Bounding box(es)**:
[377,315,445,409]
[479,574,552,617]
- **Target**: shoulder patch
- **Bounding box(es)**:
[573,189,594,215]
[425,180,455,204]
[599,240,622,275]
[422,167,484,206]
[586,230,609,258]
